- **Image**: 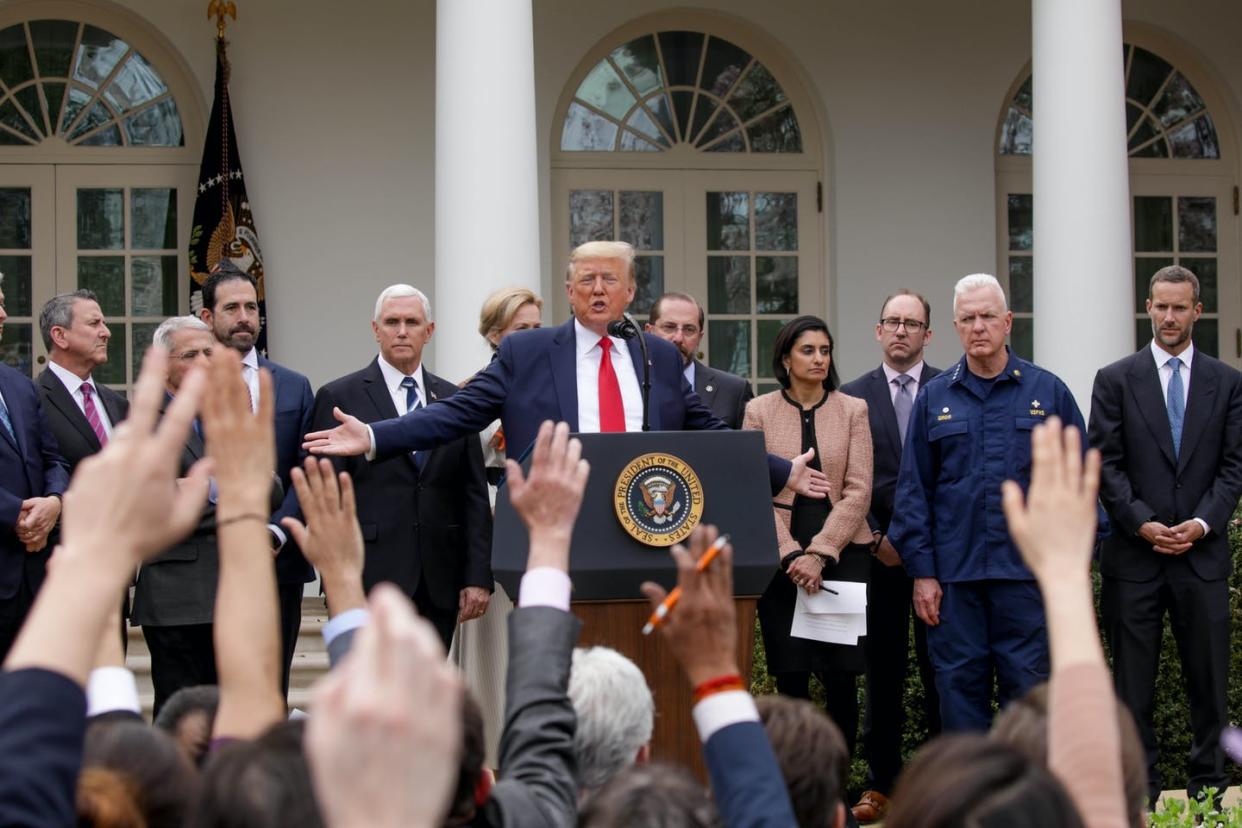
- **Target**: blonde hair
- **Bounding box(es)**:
[478,287,543,348]
[565,240,636,282]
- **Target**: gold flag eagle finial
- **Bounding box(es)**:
[208,0,236,39]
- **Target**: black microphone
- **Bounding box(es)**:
[607,316,640,339]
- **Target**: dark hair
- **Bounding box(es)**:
[447,692,487,822]
[579,762,719,828]
[879,289,932,328]
[200,260,258,314]
[39,289,100,351]
[756,696,847,827]
[886,734,1085,828]
[649,292,704,331]
[771,315,839,391]
[154,685,220,768]
[78,719,199,828]
[1148,264,1200,303]
[992,683,1147,828]
[189,719,323,828]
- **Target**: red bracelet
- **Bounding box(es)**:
[692,673,746,705]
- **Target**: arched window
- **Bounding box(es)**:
[995,39,1237,364]
[560,31,802,154]
[0,5,201,389]
[553,16,823,393]
[0,19,183,147]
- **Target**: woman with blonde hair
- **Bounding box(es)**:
[451,285,543,765]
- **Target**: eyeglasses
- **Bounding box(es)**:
[655,322,701,337]
[172,348,213,362]
[879,318,926,333]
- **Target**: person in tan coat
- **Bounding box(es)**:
[743,315,873,757]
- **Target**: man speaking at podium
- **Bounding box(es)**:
[304,240,828,500]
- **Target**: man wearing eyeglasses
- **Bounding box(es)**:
[646,292,753,429]
[888,274,1097,734]
[839,290,940,823]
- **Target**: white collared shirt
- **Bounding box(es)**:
[1150,339,1193,409]
[46,360,113,438]
[882,359,925,406]
[376,355,426,415]
[241,347,261,413]
[574,319,643,433]
[683,360,696,389]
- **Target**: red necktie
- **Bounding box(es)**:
[81,382,108,447]
[597,337,626,432]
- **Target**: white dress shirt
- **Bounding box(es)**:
[241,347,261,413]
[1150,339,1193,409]
[376,356,427,414]
[683,360,696,389]
[882,359,925,406]
[46,360,113,438]
[574,319,643,433]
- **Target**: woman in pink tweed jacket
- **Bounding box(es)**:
[743,315,873,755]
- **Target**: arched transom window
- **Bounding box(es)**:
[0,19,183,147]
[998,43,1218,159]
[560,30,802,153]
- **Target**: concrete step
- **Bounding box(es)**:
[127,597,333,717]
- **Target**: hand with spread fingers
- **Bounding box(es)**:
[282,457,366,618]
[504,420,590,572]
[302,407,371,458]
[201,348,276,517]
[307,584,463,828]
[640,524,739,687]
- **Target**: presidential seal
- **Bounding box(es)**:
[614,453,705,547]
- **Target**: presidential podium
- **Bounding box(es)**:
[493,430,778,777]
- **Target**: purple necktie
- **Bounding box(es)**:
[80,383,108,447]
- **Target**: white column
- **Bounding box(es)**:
[434,0,541,382]
[1032,0,1132,415]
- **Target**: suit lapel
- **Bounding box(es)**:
[1127,352,1178,468]
[0,372,21,453]
[362,359,417,472]
[549,320,579,431]
[100,385,127,427]
[40,371,99,451]
[1177,355,1217,472]
[867,368,902,459]
[694,361,714,403]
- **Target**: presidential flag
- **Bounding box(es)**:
[188,35,267,355]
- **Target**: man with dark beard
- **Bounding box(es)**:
[198,261,314,694]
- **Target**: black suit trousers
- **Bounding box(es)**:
[144,623,217,718]
[861,556,940,793]
[1101,557,1230,800]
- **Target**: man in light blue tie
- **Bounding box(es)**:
[308,285,492,648]
[1089,264,1242,804]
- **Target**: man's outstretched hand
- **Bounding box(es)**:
[302,407,370,457]
[787,448,831,499]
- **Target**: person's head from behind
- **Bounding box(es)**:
[993,682,1147,828]
[568,646,654,794]
[578,762,718,828]
[153,684,220,768]
[478,286,543,351]
[77,719,198,828]
[756,695,848,828]
[444,691,488,826]
[189,719,323,828]
[885,733,1085,828]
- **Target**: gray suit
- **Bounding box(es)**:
[326,605,580,828]
[693,360,753,430]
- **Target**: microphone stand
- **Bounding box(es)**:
[607,313,652,432]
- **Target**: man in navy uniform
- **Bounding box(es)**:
[888,273,1095,732]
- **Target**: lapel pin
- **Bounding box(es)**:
[1032,399,1040,407]
[942,407,949,413]
[705,384,714,392]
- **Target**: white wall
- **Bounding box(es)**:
[99,0,1241,389]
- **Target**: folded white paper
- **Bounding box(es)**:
[790,588,868,645]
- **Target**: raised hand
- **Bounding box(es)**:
[281,457,366,617]
[307,584,463,828]
[504,420,590,572]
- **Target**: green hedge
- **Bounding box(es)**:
[750,512,1242,793]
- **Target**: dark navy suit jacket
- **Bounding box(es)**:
[259,355,316,585]
[370,318,791,490]
[0,365,69,600]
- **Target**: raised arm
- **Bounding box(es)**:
[205,350,286,740]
